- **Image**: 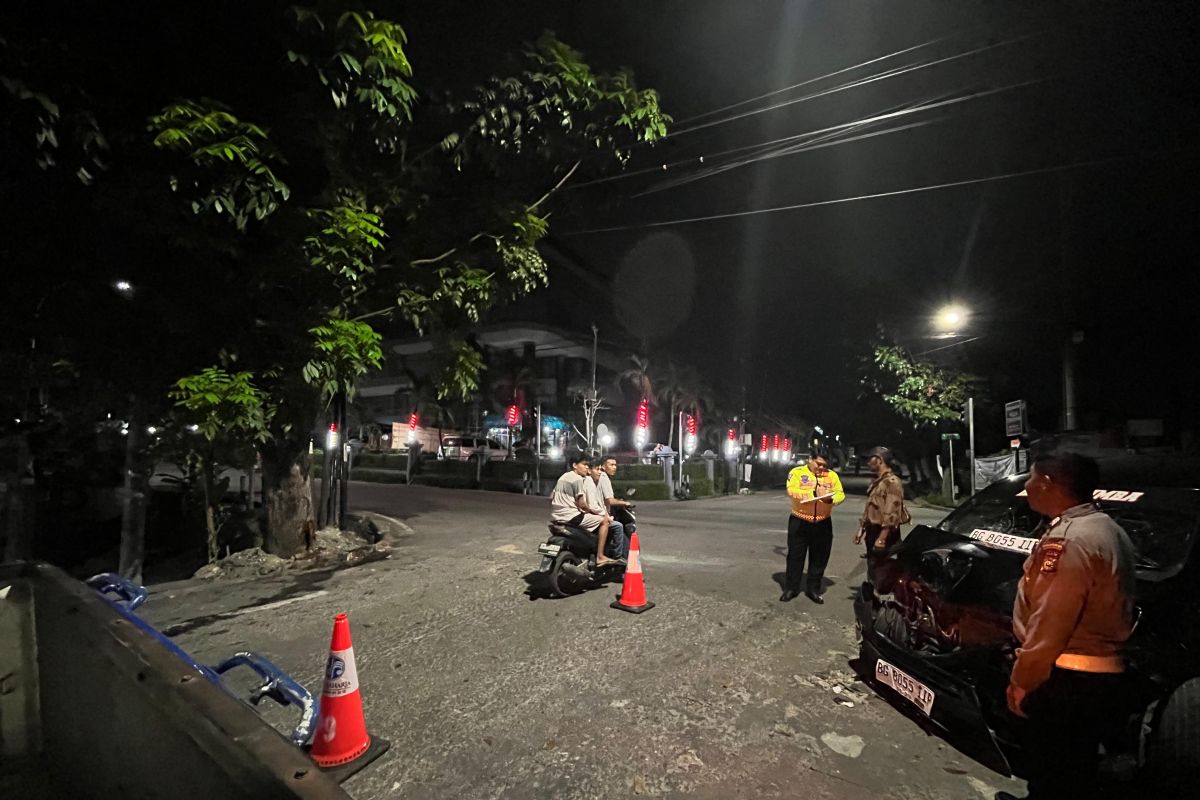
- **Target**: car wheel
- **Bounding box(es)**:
[1146,677,1200,787]
[872,606,911,647]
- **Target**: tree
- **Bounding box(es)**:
[859,334,984,489]
[619,354,656,405]
[865,343,979,428]
[655,362,711,450]
[170,367,271,563]
[3,4,670,562]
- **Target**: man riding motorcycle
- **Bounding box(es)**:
[549,454,622,567]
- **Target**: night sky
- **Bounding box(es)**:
[394,1,1200,445]
[7,1,1197,448]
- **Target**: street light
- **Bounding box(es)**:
[933,303,969,337]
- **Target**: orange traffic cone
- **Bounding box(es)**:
[611,532,655,614]
[310,613,373,767]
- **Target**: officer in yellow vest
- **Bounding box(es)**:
[781,451,845,604]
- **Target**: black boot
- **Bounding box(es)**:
[779,590,798,602]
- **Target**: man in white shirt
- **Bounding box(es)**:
[597,456,632,559]
[549,454,620,566]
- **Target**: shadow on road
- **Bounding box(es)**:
[770,570,839,593]
[161,568,340,636]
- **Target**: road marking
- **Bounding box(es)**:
[642,554,730,567]
[494,544,524,555]
[228,590,329,617]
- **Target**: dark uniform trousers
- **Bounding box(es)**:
[1019,667,1126,799]
[786,515,833,594]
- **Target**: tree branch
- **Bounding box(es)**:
[407,159,582,268]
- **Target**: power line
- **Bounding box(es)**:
[632,116,944,198]
[577,76,1045,191]
[672,31,959,126]
[668,32,1039,139]
[561,150,1177,237]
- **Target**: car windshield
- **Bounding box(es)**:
[938,478,1200,573]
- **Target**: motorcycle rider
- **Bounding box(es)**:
[593,457,629,559]
[550,454,620,567]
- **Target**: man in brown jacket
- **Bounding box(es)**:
[855,446,907,558]
[997,452,1135,800]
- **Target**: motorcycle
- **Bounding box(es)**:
[536,503,636,597]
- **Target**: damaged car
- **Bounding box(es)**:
[854,472,1200,785]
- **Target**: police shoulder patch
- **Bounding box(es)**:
[1039,539,1067,574]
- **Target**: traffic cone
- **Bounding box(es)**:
[310,613,373,767]
[611,532,655,614]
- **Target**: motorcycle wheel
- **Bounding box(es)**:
[550,550,588,597]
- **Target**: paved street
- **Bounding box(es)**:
[140,484,1024,800]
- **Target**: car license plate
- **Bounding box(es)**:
[537,543,561,556]
[875,658,936,716]
[969,529,1038,555]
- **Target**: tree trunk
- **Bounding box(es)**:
[262,446,314,557]
[1,433,35,562]
[118,405,151,584]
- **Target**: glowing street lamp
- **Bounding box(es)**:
[933,303,969,337]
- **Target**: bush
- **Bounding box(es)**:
[355,452,410,468]
[351,468,408,484]
[613,463,662,482]
[612,479,669,501]
[688,477,714,497]
[683,462,709,479]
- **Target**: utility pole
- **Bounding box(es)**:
[966,397,976,496]
[584,323,599,453]
[535,403,542,494]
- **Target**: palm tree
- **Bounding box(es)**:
[656,363,711,449]
[490,352,538,412]
[618,354,655,405]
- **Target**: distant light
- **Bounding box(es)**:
[187,424,199,432]
[146,426,157,435]
[381,433,390,441]
[599,432,615,448]
[934,303,969,334]
[814,425,824,435]
[549,446,562,459]
[13,418,20,424]
[113,280,135,297]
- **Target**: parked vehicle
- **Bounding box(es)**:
[437,435,508,461]
[535,504,636,597]
[854,471,1200,786]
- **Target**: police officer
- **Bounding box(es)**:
[998,452,1135,800]
[781,450,845,604]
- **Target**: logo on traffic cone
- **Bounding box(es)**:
[311,613,372,767]
[611,532,655,614]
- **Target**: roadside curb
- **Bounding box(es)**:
[352,510,416,544]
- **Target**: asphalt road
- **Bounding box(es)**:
[140,483,1025,800]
